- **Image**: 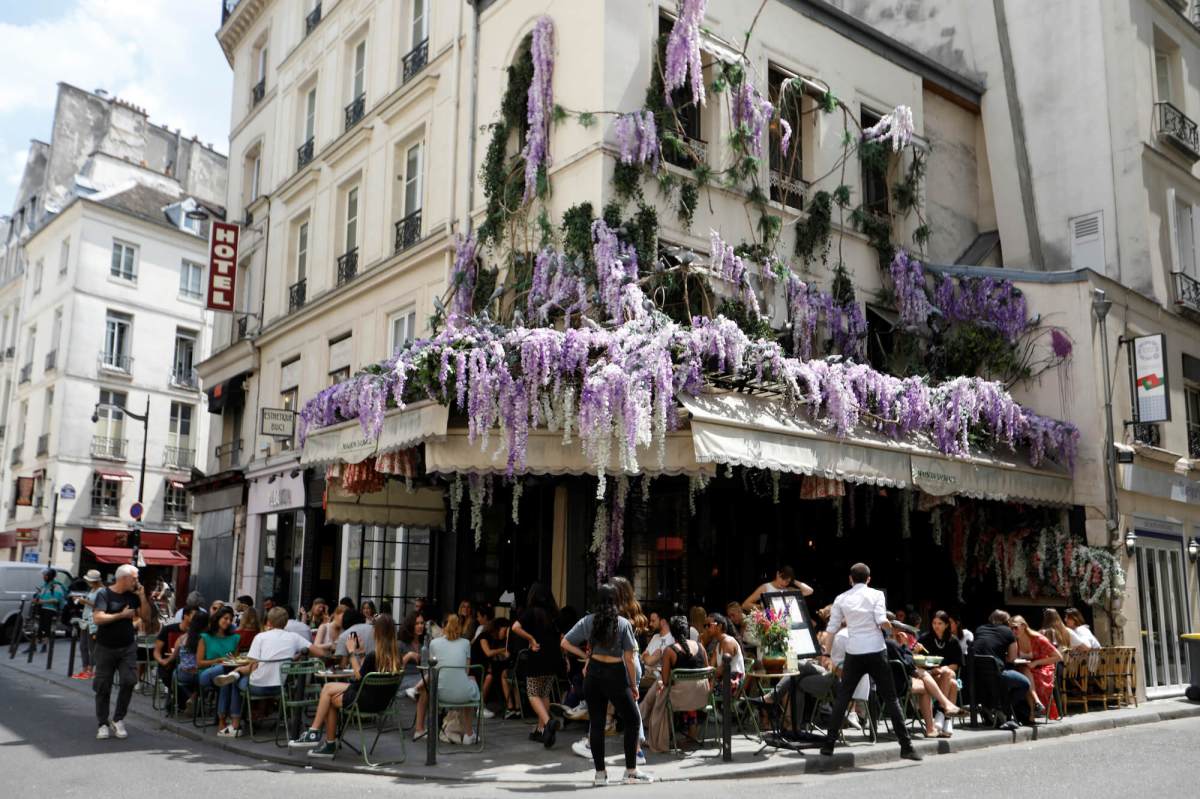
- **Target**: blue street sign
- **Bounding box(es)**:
[22,551,38,563]
[60,484,76,500]
[129,502,144,521]
[62,538,76,553]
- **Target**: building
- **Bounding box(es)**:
[0,84,227,597]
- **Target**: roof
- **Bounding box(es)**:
[83,183,223,235]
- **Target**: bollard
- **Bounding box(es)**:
[426,656,439,766]
[46,624,56,670]
[9,599,27,659]
[26,615,35,664]
[968,655,978,728]
[67,626,78,677]
[721,653,732,762]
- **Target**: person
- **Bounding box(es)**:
[197,606,242,731]
[510,583,562,746]
[1063,607,1102,649]
[457,598,476,641]
[151,577,174,617]
[641,613,675,687]
[262,597,277,614]
[894,624,960,738]
[1041,608,1084,651]
[314,603,346,650]
[71,569,104,679]
[234,595,254,627]
[413,613,480,746]
[335,608,376,664]
[561,584,652,785]
[338,596,356,612]
[473,604,494,642]
[172,591,204,624]
[1011,615,1062,718]
[92,564,152,740]
[360,600,377,623]
[212,606,332,737]
[172,610,210,714]
[916,610,963,736]
[948,611,973,658]
[704,613,745,690]
[820,563,920,761]
[153,605,195,710]
[30,567,65,653]
[824,611,871,730]
[475,616,518,719]
[611,575,649,766]
[236,606,261,652]
[741,565,813,611]
[397,611,427,697]
[969,609,1034,728]
[305,598,328,630]
[688,606,707,643]
[284,605,314,642]
[638,614,709,753]
[724,602,748,644]
[290,613,402,756]
[209,599,225,620]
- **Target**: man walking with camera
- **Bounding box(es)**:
[92,563,151,740]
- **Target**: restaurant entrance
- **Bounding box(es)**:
[1134,528,1193,694]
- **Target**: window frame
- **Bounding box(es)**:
[59,238,70,275]
[91,476,121,518]
[164,480,189,520]
[412,0,428,49]
[179,260,204,299]
[103,311,133,367]
[860,107,891,218]
[345,186,360,252]
[389,307,417,355]
[297,220,309,281]
[352,39,367,101]
[404,142,423,216]
[110,240,138,282]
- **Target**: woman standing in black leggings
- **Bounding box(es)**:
[561,584,652,786]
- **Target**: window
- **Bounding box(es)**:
[329,332,352,385]
[91,476,121,517]
[180,260,204,299]
[256,44,268,84]
[297,221,309,281]
[346,525,431,619]
[249,150,262,200]
[1176,197,1198,277]
[1156,49,1171,103]
[404,143,422,215]
[59,238,70,275]
[861,109,890,218]
[168,402,193,449]
[280,386,298,450]
[17,400,27,442]
[95,389,126,441]
[352,40,367,100]
[389,308,416,354]
[345,186,359,251]
[769,66,804,209]
[110,240,137,281]
[1186,383,1200,458]
[304,86,317,142]
[103,312,132,370]
[164,480,188,520]
[411,0,427,48]
[40,388,52,435]
[24,327,35,368]
[172,330,197,385]
[50,309,62,354]
[32,259,43,295]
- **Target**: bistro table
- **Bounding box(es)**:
[747,669,803,750]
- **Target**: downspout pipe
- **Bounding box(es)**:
[464,0,481,235]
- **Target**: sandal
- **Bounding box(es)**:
[937,730,953,739]
[413,728,428,741]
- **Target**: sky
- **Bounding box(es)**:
[0,0,233,212]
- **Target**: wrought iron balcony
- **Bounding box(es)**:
[336,248,359,286]
[1156,102,1200,161]
[344,94,366,131]
[305,3,322,35]
[43,349,56,372]
[1131,423,1161,448]
[289,278,307,312]
[394,210,422,254]
[98,351,133,373]
[402,39,429,83]
[235,315,251,341]
[770,170,806,209]
[163,446,195,470]
[170,367,199,389]
[251,78,266,107]
[297,137,314,169]
[18,363,31,384]
[36,433,48,457]
[90,436,128,460]
[1174,271,1200,318]
[664,134,707,170]
[215,439,243,470]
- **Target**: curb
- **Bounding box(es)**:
[5,657,1199,783]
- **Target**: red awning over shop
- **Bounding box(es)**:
[96,469,134,482]
[85,546,189,566]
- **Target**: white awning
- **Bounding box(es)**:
[325,481,446,528]
[301,402,449,467]
[300,420,378,467]
[425,428,715,477]
[376,401,449,455]
[910,452,1073,506]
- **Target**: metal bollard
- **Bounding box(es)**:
[426,656,439,766]
[67,626,78,677]
[46,624,56,670]
[721,653,732,762]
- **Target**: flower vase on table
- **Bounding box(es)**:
[749,606,791,674]
[760,650,787,674]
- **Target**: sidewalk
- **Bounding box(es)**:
[6,639,1199,784]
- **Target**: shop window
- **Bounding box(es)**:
[345,525,431,619]
[91,476,121,517]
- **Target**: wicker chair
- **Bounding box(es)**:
[1110,646,1138,707]
[1060,650,1091,714]
[1085,648,1116,710]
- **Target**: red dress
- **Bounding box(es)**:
[1026,632,1058,712]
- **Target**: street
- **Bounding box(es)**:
[1,665,1195,797]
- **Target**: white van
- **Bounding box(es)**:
[0,562,71,643]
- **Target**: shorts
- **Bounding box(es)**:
[525,675,556,698]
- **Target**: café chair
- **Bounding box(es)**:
[275,659,325,747]
[336,672,406,767]
[432,663,486,754]
[663,666,717,753]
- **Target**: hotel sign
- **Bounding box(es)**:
[206,221,239,312]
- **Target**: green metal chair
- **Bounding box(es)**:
[663,666,717,753]
[337,672,406,767]
[276,658,325,747]
[433,663,485,754]
[238,658,293,742]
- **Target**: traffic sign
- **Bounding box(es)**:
[129,501,144,521]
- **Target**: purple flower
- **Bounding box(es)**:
[780,118,792,158]
[731,79,773,158]
[889,249,931,329]
[862,104,914,152]
[449,234,478,326]
[614,109,659,172]
[522,16,555,201]
[663,0,707,108]
[1051,328,1073,359]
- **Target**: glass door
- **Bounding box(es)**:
[1136,533,1192,692]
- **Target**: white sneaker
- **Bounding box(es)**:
[942,716,954,735]
[213,672,240,687]
[461,733,477,746]
[111,720,128,739]
[593,771,608,787]
[565,701,589,720]
[623,770,654,784]
[481,707,495,719]
[96,724,111,740]
[844,713,862,731]
[934,710,945,730]
[636,749,647,766]
[571,737,591,758]
[405,686,419,701]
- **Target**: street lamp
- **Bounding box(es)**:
[1092,288,1119,542]
[93,396,149,564]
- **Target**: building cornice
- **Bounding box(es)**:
[217,0,271,65]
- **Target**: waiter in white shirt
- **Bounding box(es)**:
[820,563,921,761]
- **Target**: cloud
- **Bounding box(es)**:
[0,0,232,209]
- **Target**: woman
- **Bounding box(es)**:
[889,627,960,739]
[236,606,260,653]
[610,576,648,764]
[916,610,963,737]
[948,611,973,658]
[289,613,402,757]
[475,616,518,719]
[172,610,209,713]
[457,599,476,641]
[562,584,651,785]
[688,606,708,644]
[307,599,328,631]
[413,614,479,745]
[1042,608,1085,652]
[359,600,377,624]
[198,607,244,736]
[397,612,426,696]
[510,583,563,747]
[1012,615,1062,719]
[640,615,708,752]
[209,600,225,618]
[314,603,345,651]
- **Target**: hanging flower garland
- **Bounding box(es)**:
[614,109,659,172]
[863,104,915,152]
[663,0,708,108]
[522,16,555,201]
[889,249,932,329]
[731,78,773,159]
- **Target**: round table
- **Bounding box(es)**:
[314,669,355,681]
[747,670,804,736]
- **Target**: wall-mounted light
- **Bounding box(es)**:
[1125,529,1138,551]
[1115,444,1135,464]
[1188,538,1199,562]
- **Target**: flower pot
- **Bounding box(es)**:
[761,654,787,674]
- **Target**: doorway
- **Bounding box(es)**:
[1135,531,1192,693]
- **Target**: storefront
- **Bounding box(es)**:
[188,473,244,605]
[80,527,191,590]
[246,462,307,610]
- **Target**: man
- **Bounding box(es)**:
[262,597,277,614]
[820,563,920,761]
[969,609,1033,728]
[233,595,254,627]
[640,613,674,688]
[153,605,196,712]
[172,590,204,624]
[742,565,813,611]
[92,563,151,740]
[283,605,314,642]
[30,568,66,653]
[71,570,104,679]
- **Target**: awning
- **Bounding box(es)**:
[325,482,446,528]
[96,469,134,482]
[377,401,449,455]
[85,546,189,566]
[206,372,247,415]
[300,420,378,467]
[425,428,715,477]
[167,479,187,490]
[682,391,1074,506]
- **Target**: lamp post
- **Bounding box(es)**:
[1092,289,1119,543]
[93,396,149,564]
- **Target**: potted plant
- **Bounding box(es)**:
[750,606,790,673]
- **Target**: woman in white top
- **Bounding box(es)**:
[705,613,745,688]
[313,603,346,650]
[1064,607,1102,649]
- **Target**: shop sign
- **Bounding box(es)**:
[1120,464,1200,506]
[22,550,39,563]
[206,221,239,312]
[15,528,38,542]
[247,469,306,515]
[260,408,297,438]
[1130,333,1169,423]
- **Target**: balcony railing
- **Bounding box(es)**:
[664,133,707,170]
[337,248,359,286]
[235,315,251,342]
[10,446,21,466]
[251,78,266,107]
[394,210,422,254]
[1131,423,1161,448]
[18,363,31,384]
[305,3,322,35]
[402,39,429,83]
[36,433,49,457]
[1157,102,1200,161]
[91,436,128,460]
[163,446,195,470]
[770,170,806,209]
[215,439,243,470]
[43,350,56,372]
[170,367,199,389]
[289,278,307,312]
[1174,271,1200,318]
[297,137,314,169]
[92,498,119,518]
[344,94,366,131]
[98,351,133,373]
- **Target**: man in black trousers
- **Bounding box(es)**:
[819,562,921,761]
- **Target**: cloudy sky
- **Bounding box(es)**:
[0,0,233,212]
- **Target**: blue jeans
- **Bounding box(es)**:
[1000,669,1033,722]
[175,669,198,706]
[223,674,279,719]
[199,664,227,690]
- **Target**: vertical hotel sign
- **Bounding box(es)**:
[207,221,239,312]
[1131,333,1170,423]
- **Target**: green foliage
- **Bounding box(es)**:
[849,204,894,267]
[677,179,698,228]
[830,261,855,306]
[717,298,774,340]
[892,151,926,215]
[858,138,890,178]
[602,201,623,231]
[552,104,568,125]
[501,48,534,129]
[833,183,852,207]
[478,44,537,246]
[933,323,1030,384]
[819,91,838,113]
[795,190,833,265]
[626,204,658,273]
[757,213,782,247]
[478,122,512,246]
[613,161,643,201]
[562,203,595,261]
[473,266,499,315]
[913,224,932,248]
[576,111,596,128]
